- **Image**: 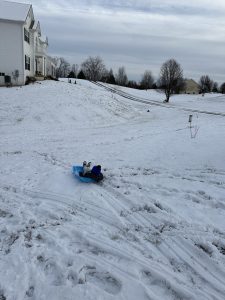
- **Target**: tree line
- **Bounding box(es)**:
[55,56,225,102]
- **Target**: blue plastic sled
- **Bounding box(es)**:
[72,166,96,183]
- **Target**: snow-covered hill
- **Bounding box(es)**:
[1,79,225,300]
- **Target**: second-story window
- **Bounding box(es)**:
[25,55,30,70]
[24,28,30,44]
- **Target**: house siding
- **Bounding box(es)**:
[23,9,35,81]
[0,20,24,85]
[182,79,200,94]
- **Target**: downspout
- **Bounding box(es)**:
[21,23,25,85]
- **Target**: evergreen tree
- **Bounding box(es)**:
[106,69,116,84]
[212,82,219,93]
[77,70,86,80]
[220,82,225,94]
[68,71,75,78]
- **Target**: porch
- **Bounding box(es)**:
[35,55,47,79]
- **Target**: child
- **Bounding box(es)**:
[89,165,103,182]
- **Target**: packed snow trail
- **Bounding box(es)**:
[91,81,225,117]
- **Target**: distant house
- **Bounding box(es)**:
[0,0,56,86]
[182,79,200,94]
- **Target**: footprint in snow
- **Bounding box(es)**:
[78,265,122,295]
[44,260,64,286]
[25,286,34,298]
[0,209,13,218]
[67,270,78,286]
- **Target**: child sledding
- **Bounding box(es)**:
[72,161,104,183]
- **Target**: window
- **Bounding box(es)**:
[24,28,30,43]
[0,72,5,76]
[25,55,30,71]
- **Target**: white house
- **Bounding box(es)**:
[0,0,56,86]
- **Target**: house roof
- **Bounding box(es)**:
[184,79,199,86]
[40,34,48,44]
[0,0,32,22]
[33,21,41,35]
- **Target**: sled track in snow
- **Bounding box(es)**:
[93,182,225,299]
[25,185,224,299]
[91,81,225,117]
[2,180,225,299]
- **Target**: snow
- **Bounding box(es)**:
[1,79,225,299]
[0,1,31,22]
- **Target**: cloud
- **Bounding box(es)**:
[30,0,225,17]
[8,0,225,83]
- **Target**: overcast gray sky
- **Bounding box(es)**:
[15,0,225,83]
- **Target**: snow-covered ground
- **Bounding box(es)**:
[1,79,225,300]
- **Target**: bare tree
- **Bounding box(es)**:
[56,57,70,78]
[159,58,183,102]
[199,75,214,93]
[71,64,79,78]
[81,56,106,81]
[116,66,128,86]
[172,77,185,94]
[140,70,154,90]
